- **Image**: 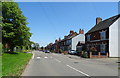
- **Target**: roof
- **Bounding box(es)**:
[87,14,120,34]
[66,32,78,39]
[60,32,78,42]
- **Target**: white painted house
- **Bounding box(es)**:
[65,29,85,51]
[72,34,85,51]
[109,17,119,57]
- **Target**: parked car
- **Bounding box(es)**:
[45,50,50,53]
[43,50,46,52]
[68,50,77,55]
[39,50,43,52]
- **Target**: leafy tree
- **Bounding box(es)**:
[2,2,32,52]
[32,43,39,50]
[40,46,44,50]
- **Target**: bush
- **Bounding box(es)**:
[0,43,2,53]
[63,51,68,55]
[77,51,81,56]
[82,52,88,58]
[50,50,55,53]
[16,46,22,52]
[59,49,64,53]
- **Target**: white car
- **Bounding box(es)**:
[68,50,77,55]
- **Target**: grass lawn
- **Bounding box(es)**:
[0,56,2,77]
[0,43,2,77]
[2,52,32,76]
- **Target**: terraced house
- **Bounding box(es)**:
[85,14,120,58]
[48,29,85,53]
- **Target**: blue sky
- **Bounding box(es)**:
[17,2,118,47]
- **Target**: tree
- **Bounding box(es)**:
[2,2,32,52]
[33,43,40,50]
[40,46,44,50]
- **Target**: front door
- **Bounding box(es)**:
[100,44,106,53]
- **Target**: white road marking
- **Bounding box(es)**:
[55,59,61,63]
[37,57,41,59]
[66,65,90,77]
[44,57,48,58]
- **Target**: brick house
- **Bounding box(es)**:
[50,29,85,53]
[70,29,85,51]
[85,14,120,57]
[76,41,85,52]
[55,30,78,52]
[59,29,85,52]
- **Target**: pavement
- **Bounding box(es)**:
[22,51,119,76]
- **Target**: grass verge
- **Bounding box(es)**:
[2,52,32,76]
[0,56,2,77]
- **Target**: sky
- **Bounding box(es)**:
[17,2,118,47]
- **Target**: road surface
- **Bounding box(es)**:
[22,51,118,76]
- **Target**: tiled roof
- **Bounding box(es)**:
[87,14,120,34]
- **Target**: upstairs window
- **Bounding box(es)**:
[67,40,71,45]
[87,35,90,41]
[100,31,106,40]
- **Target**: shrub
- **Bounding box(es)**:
[59,49,64,53]
[63,51,68,55]
[0,43,2,55]
[77,51,81,56]
[82,51,88,58]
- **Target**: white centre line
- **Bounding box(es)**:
[66,65,90,77]
[55,59,61,63]
[44,57,48,58]
[37,57,41,59]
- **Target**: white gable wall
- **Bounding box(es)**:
[71,34,85,51]
[118,18,120,57]
[109,18,119,57]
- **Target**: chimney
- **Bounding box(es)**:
[96,17,102,24]
[70,30,74,35]
[55,39,58,43]
[79,29,84,34]
[59,38,61,41]
[82,29,84,34]
[79,29,82,34]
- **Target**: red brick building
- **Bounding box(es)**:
[85,14,120,58]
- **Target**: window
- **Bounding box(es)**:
[100,44,106,53]
[66,40,71,45]
[87,35,90,41]
[100,31,106,40]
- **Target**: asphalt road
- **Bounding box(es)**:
[22,51,118,76]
